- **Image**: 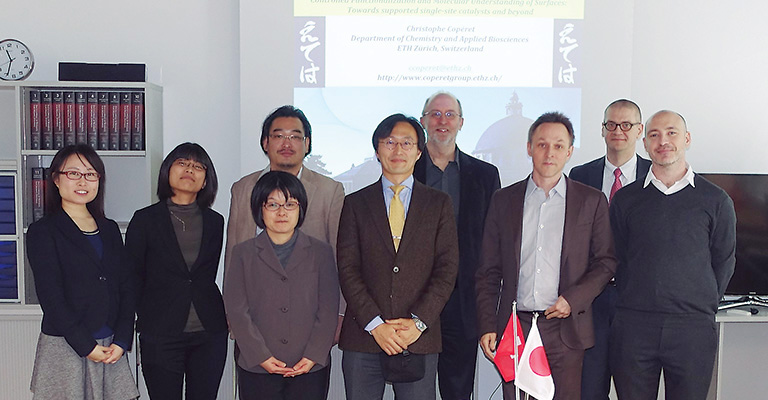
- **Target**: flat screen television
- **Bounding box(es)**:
[699,173,768,296]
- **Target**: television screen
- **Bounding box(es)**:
[700,174,768,296]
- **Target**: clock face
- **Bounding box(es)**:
[0,39,34,81]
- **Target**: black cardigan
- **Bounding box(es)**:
[125,201,227,336]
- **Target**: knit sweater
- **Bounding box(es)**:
[609,175,736,315]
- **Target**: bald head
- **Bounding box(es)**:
[604,99,642,123]
[645,110,687,136]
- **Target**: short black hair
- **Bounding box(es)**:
[527,111,575,146]
[371,113,426,152]
[604,99,642,123]
[157,142,219,208]
[250,171,308,230]
[260,105,312,155]
[46,144,106,219]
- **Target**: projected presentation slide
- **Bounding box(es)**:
[292,0,584,191]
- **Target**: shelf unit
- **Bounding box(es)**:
[0,81,163,304]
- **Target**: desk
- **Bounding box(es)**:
[710,308,768,399]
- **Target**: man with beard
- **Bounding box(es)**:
[609,110,735,399]
[414,91,500,400]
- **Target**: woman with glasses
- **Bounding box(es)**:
[224,171,339,400]
[27,144,139,400]
[125,143,227,399]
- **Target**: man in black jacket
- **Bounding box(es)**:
[568,99,650,400]
[414,92,500,400]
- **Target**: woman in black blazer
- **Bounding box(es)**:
[27,145,139,400]
[125,143,227,400]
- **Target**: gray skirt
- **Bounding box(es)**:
[30,333,140,400]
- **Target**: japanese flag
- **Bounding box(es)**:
[494,310,526,382]
[515,314,555,400]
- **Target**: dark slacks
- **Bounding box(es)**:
[342,350,439,400]
[581,283,618,400]
[502,312,584,400]
[237,364,330,400]
[438,290,478,400]
[140,330,228,400]
[610,310,717,400]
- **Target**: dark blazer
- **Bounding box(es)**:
[125,202,227,336]
[475,177,617,350]
[414,148,500,338]
[568,155,651,191]
[27,212,135,357]
[337,178,459,354]
[223,231,339,373]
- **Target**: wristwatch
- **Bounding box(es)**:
[412,317,427,332]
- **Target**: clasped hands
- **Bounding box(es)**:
[372,318,422,356]
[87,344,125,364]
[260,356,316,378]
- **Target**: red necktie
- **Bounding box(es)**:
[609,168,622,203]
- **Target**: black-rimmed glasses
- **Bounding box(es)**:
[58,170,100,182]
[603,122,640,132]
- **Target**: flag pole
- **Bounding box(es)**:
[513,300,520,400]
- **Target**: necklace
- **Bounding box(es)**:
[169,209,186,232]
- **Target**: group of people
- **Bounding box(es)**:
[27,92,735,400]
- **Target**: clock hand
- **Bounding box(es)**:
[5,50,11,61]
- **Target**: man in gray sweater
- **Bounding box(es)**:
[609,110,736,400]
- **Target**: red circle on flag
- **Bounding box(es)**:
[529,346,551,376]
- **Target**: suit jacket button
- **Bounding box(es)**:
[393,266,399,273]
[281,307,288,313]
[281,338,288,344]
[281,276,287,281]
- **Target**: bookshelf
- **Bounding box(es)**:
[0,81,163,304]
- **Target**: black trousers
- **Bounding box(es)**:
[438,290,479,400]
[238,365,330,400]
[610,310,717,400]
[139,330,228,400]
[581,283,618,400]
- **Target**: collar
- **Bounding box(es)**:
[644,164,695,193]
[525,173,567,200]
[260,164,304,180]
[382,174,414,192]
[605,155,638,178]
[424,146,461,170]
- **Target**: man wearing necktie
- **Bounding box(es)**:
[568,99,651,400]
[337,114,459,399]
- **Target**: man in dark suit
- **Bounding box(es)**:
[476,112,617,400]
[568,99,650,400]
[338,113,459,400]
[414,91,500,400]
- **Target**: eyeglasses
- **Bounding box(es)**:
[263,201,300,212]
[58,170,100,182]
[174,159,207,172]
[381,138,417,151]
[423,110,461,120]
[269,133,305,143]
[603,122,640,132]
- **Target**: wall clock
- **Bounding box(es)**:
[0,39,35,81]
